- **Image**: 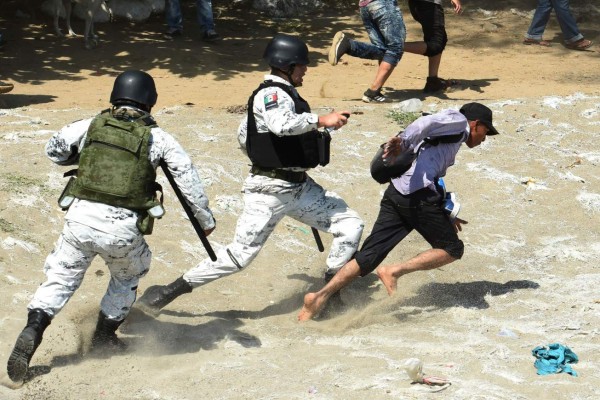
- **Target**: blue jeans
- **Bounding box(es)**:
[525,0,583,43]
[166,0,215,33]
[349,0,406,66]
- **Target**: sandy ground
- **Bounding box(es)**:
[1,1,600,399]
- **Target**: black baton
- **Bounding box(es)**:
[311,227,325,252]
[310,113,350,253]
[159,160,217,261]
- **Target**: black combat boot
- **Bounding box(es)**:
[91,311,127,351]
[136,277,193,316]
[7,308,51,382]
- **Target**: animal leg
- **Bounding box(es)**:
[63,0,77,36]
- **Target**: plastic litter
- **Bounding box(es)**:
[498,328,519,338]
[403,358,451,389]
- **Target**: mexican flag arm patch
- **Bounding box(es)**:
[264,93,279,110]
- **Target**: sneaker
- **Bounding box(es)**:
[0,81,14,94]
[328,31,350,66]
[362,88,387,103]
[162,29,182,40]
[423,76,458,94]
[203,30,220,42]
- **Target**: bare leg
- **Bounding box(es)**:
[376,249,456,295]
[404,42,427,55]
[427,53,442,78]
[84,18,97,49]
[404,42,443,79]
[369,61,395,91]
[64,0,75,36]
[298,260,361,321]
[54,3,63,37]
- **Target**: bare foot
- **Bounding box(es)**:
[376,267,398,295]
[297,292,324,321]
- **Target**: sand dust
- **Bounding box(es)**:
[1,1,599,399]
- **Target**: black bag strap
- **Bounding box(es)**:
[423,131,465,146]
[64,169,78,178]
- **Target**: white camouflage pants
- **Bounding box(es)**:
[184,175,364,287]
[28,221,152,321]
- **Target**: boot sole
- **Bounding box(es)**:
[7,331,35,382]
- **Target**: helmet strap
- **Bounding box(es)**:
[287,64,301,87]
[272,65,301,87]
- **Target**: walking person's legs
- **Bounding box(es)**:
[524,0,553,42]
[551,0,582,43]
[405,0,453,93]
[551,0,592,49]
[164,0,183,39]
[197,0,219,41]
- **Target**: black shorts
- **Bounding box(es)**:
[354,184,463,276]
[408,0,447,57]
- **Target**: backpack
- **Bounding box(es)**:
[370,131,465,184]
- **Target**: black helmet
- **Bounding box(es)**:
[263,33,310,69]
[110,70,158,108]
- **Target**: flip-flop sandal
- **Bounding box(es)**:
[523,38,551,46]
[565,39,593,50]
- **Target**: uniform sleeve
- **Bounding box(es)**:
[45,118,92,165]
[255,87,318,136]
[153,128,216,230]
[237,117,248,155]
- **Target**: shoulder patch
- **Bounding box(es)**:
[264,92,279,110]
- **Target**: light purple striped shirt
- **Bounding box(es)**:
[392,109,468,195]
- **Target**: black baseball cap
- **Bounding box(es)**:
[460,102,499,135]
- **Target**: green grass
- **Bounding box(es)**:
[0,173,45,193]
[387,111,420,129]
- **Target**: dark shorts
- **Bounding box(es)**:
[354,184,463,276]
[408,0,447,57]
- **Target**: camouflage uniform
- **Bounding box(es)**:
[31,111,215,320]
[182,75,364,287]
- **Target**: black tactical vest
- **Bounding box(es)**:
[246,81,321,169]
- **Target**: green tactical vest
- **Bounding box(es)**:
[61,110,162,233]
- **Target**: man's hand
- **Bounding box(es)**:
[382,136,404,160]
[451,0,462,14]
[204,227,215,237]
[453,217,468,232]
[318,111,350,130]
